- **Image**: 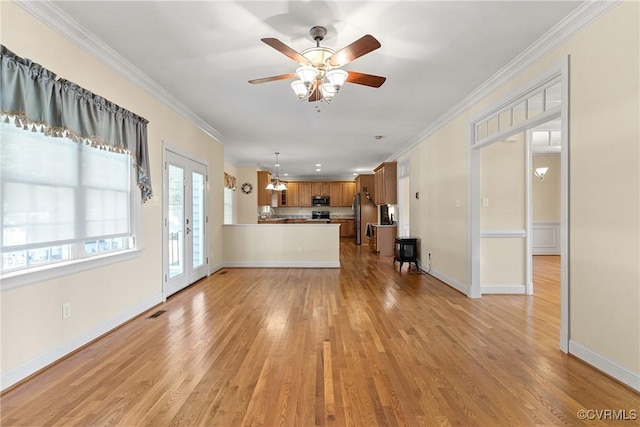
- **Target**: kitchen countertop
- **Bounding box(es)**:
[371,224,397,228]
[259,216,354,221]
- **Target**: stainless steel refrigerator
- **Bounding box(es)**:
[353,193,377,245]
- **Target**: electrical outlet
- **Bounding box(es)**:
[62,302,71,320]
[298,247,303,254]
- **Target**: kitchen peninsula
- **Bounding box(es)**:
[223,222,340,268]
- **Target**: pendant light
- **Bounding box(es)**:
[265,152,287,191]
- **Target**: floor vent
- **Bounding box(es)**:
[219,271,228,275]
[147,310,166,319]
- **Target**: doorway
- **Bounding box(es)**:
[469,58,569,351]
[163,148,209,298]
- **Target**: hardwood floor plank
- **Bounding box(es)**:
[1,250,638,426]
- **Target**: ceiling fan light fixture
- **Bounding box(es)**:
[321,82,337,102]
[250,27,385,104]
[295,65,318,88]
[325,69,348,91]
[291,80,310,100]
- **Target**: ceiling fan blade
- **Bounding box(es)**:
[261,38,310,65]
[328,35,381,67]
[346,71,386,88]
[308,85,321,102]
[248,73,297,84]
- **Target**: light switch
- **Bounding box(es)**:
[455,198,461,208]
[482,197,489,207]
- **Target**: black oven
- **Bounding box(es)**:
[312,196,329,206]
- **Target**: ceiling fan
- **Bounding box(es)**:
[249,26,386,103]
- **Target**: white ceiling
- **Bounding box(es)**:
[45,0,582,180]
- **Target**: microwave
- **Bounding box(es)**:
[312,196,330,206]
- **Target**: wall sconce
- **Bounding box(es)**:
[533,167,549,181]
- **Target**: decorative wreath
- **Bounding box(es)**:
[241,182,253,194]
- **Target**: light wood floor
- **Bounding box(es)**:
[2,244,638,426]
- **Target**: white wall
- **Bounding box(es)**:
[0,2,224,389]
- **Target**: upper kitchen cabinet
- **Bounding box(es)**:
[299,182,312,206]
[329,181,356,207]
[311,182,330,197]
[329,182,342,206]
[341,182,355,206]
[374,162,397,205]
[355,174,375,197]
[257,171,272,206]
[280,182,299,207]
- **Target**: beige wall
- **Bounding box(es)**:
[532,155,561,222]
[480,135,526,290]
[1,2,224,384]
[481,136,526,230]
[223,224,340,267]
[405,1,639,378]
[236,168,260,224]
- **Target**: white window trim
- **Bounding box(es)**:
[1,248,142,290]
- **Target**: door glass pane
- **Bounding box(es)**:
[192,172,205,268]
[168,165,184,278]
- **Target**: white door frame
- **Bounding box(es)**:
[162,143,209,300]
[469,57,570,352]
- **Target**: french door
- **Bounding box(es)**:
[163,149,208,298]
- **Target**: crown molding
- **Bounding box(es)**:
[13,0,224,144]
[389,0,621,162]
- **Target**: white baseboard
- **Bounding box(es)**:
[428,268,470,296]
[481,284,527,294]
[569,339,640,392]
[224,261,340,268]
[0,293,163,391]
[208,262,224,276]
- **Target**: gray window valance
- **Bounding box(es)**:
[0,44,153,201]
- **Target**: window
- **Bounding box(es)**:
[224,187,234,224]
[1,121,137,274]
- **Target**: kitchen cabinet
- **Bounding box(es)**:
[372,225,397,256]
[257,171,272,206]
[331,219,356,238]
[278,182,298,207]
[355,174,375,197]
[345,219,355,237]
[299,182,312,206]
[330,181,355,207]
[311,182,330,197]
[329,182,342,206]
[341,182,355,206]
[374,162,397,205]
[283,181,355,206]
